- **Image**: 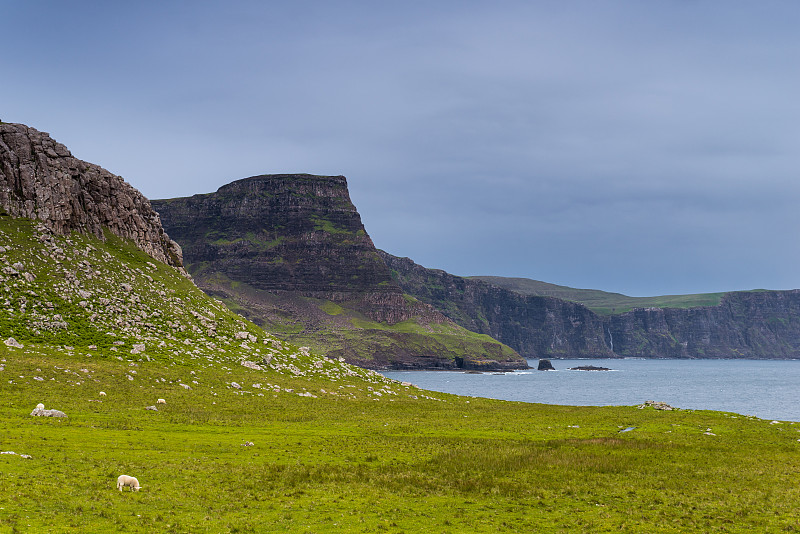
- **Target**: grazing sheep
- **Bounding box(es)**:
[36,403,45,410]
[99,392,106,397]
[117,475,141,491]
[156,398,166,404]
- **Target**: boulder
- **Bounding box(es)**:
[30,408,67,418]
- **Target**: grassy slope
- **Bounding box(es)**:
[472,276,728,315]
[1,217,800,532]
[193,269,521,368]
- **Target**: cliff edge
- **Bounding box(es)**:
[0,122,183,269]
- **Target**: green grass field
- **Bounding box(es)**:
[2,343,800,532]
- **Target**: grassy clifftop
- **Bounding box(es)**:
[471,276,727,315]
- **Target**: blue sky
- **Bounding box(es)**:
[4,1,800,296]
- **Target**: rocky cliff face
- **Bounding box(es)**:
[153,175,526,370]
[0,122,183,269]
[381,251,800,360]
[380,251,613,359]
[607,291,800,358]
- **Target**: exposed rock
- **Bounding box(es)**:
[145,406,158,411]
[568,365,611,371]
[0,122,184,269]
[537,359,555,371]
[4,337,22,348]
[30,408,67,418]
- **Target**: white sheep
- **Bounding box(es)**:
[36,403,45,410]
[116,475,141,491]
[156,398,166,404]
[99,392,107,397]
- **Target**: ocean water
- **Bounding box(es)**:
[381,359,800,422]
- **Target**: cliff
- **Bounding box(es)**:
[380,251,613,359]
[0,122,183,268]
[153,175,526,370]
[381,251,800,360]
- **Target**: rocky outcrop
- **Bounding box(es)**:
[537,359,555,371]
[381,250,800,360]
[153,175,526,370]
[0,122,183,268]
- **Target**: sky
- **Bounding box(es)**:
[3,1,800,296]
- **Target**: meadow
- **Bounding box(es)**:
[2,343,800,533]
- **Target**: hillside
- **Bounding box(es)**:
[470,276,726,315]
[152,175,524,371]
[2,212,799,531]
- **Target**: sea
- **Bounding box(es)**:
[381,359,800,422]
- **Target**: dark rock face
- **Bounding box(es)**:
[380,251,800,360]
[379,251,613,359]
[154,175,390,295]
[153,175,527,370]
[0,123,183,268]
[607,291,800,359]
[537,359,555,371]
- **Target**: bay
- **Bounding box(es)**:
[381,359,800,422]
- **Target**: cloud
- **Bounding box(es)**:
[4,1,800,295]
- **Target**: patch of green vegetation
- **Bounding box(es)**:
[319,300,344,316]
[473,276,729,315]
[310,215,352,235]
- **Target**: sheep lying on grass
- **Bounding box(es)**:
[116,475,141,491]
[157,398,166,404]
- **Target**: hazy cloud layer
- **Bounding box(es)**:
[4,1,800,295]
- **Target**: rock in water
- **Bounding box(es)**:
[537,359,555,371]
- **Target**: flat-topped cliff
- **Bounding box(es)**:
[0,122,183,268]
[153,175,526,370]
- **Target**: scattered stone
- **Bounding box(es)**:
[231,382,242,390]
[30,408,67,418]
[638,400,677,411]
[179,383,192,390]
[145,406,158,411]
[241,441,254,447]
